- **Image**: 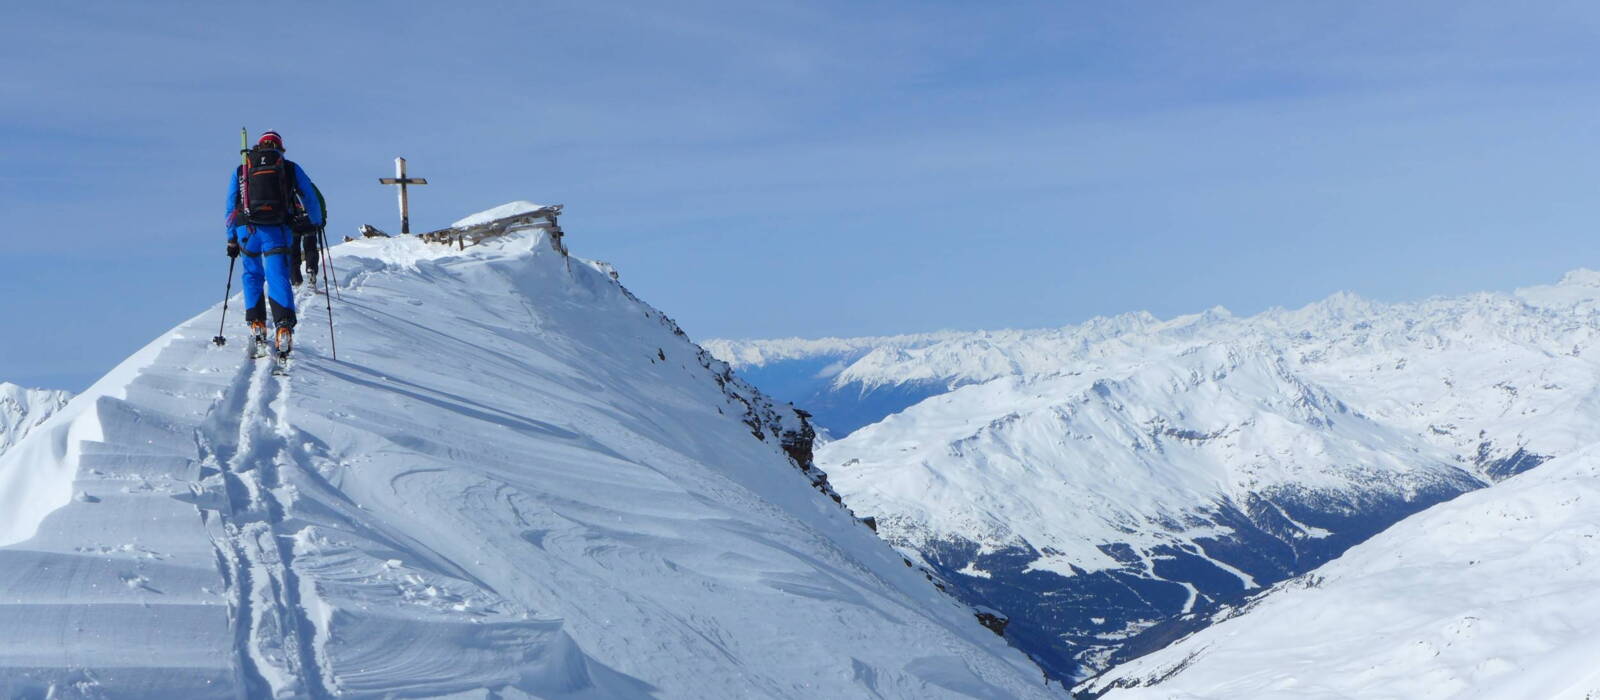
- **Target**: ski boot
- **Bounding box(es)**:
[249,321,270,359]
[272,327,293,375]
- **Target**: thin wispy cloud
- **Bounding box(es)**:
[3,2,1598,389]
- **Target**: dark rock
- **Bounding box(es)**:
[976,611,1010,637]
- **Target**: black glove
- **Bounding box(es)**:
[227,241,240,258]
[290,213,316,234]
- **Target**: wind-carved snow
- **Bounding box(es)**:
[713,271,1600,679]
[1080,443,1600,700]
[0,383,72,457]
[449,199,550,228]
[0,222,1057,698]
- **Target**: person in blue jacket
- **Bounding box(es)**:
[226,130,323,357]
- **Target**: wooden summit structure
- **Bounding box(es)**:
[357,204,566,254]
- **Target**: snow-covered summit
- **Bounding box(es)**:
[1513,267,1600,311]
[712,273,1600,420]
[702,331,961,370]
[1556,267,1600,287]
[0,382,72,458]
[719,271,1600,462]
[0,228,1056,698]
[449,200,552,228]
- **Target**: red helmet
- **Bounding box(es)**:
[257,131,284,151]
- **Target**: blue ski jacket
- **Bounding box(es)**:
[225,160,324,241]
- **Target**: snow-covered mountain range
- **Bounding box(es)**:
[0,221,1058,698]
[1079,441,1600,699]
[0,382,72,457]
[709,270,1600,679]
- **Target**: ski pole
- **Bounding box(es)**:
[318,227,337,360]
[318,227,330,296]
[324,285,337,360]
[213,256,236,346]
[321,226,342,300]
[318,228,333,296]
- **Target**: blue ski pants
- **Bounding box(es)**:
[235,224,297,329]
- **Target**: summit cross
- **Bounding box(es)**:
[377,157,428,234]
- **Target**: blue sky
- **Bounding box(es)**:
[5,1,1600,390]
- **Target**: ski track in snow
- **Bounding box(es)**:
[197,355,327,698]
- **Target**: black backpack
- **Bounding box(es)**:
[239,147,297,225]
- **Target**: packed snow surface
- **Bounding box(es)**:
[1081,442,1600,700]
[0,225,1056,698]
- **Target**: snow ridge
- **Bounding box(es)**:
[0,221,1058,698]
[702,331,962,369]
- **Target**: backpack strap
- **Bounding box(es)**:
[282,160,299,216]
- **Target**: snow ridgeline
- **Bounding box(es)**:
[1080,442,1600,699]
[711,270,1600,679]
[0,220,1058,698]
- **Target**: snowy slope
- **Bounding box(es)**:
[0,222,1058,698]
[713,271,1600,679]
[0,382,72,457]
[1079,442,1600,700]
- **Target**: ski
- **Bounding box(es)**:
[272,328,294,375]
[249,328,270,359]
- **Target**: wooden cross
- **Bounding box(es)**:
[377,157,428,234]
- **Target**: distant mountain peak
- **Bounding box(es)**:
[0,382,73,457]
[710,270,1600,680]
[1558,267,1600,287]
